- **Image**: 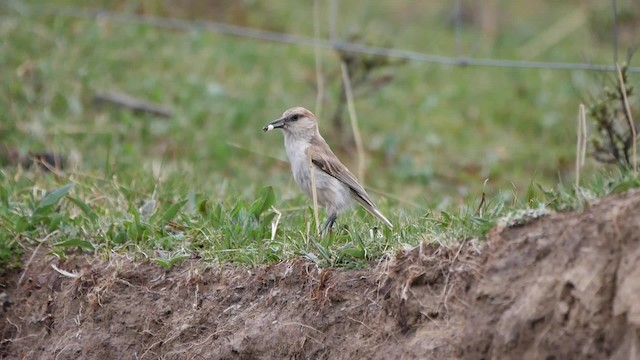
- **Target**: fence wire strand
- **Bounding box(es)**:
[7,3,640,73]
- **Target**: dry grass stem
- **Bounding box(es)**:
[576,103,587,186]
[581,104,587,167]
[340,62,366,181]
[307,151,321,234]
[616,63,637,174]
[270,206,282,240]
[575,106,581,187]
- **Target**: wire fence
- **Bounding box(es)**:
[7,2,640,74]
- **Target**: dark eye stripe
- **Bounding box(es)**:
[290,114,300,121]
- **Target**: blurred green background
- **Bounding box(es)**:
[0,0,639,267]
[2,0,639,202]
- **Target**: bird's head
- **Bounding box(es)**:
[263,107,317,138]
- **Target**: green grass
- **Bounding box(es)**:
[1,1,639,271]
[1,166,638,271]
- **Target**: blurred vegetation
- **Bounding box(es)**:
[589,63,638,169]
[0,0,639,270]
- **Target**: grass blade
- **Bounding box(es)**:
[53,239,96,252]
[153,199,187,225]
[67,196,98,221]
[37,183,74,210]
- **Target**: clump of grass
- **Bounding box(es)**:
[0,178,75,271]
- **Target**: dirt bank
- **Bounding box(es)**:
[2,189,640,359]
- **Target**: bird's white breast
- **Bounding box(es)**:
[284,136,311,187]
[283,135,353,214]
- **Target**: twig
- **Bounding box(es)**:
[340,62,366,181]
[616,63,637,174]
[313,0,324,120]
[94,91,173,118]
[307,152,320,235]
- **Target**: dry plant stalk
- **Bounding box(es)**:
[340,62,366,181]
[581,105,588,167]
[329,36,404,150]
[576,104,587,187]
[616,63,637,174]
[307,151,321,234]
[270,206,282,240]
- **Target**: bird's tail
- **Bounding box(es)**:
[357,203,393,228]
[371,207,393,228]
[352,193,393,228]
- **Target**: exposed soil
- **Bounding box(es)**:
[2,189,640,359]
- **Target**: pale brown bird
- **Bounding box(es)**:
[263,107,393,232]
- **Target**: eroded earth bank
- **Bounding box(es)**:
[2,190,640,359]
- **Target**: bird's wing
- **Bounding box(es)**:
[307,137,375,208]
[308,137,393,228]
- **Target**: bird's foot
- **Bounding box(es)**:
[321,213,338,236]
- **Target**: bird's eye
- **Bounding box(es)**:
[290,114,300,121]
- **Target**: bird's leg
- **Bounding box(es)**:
[321,212,338,234]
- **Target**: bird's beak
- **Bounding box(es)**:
[263,117,286,132]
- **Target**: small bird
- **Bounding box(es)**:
[263,107,393,232]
